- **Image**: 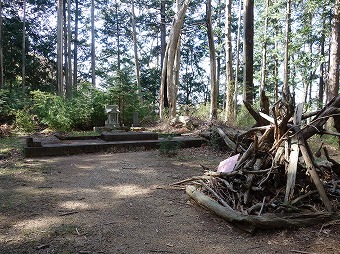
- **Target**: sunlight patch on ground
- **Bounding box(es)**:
[58,200,91,210]
[101,184,151,198]
[138,168,157,174]
[13,216,62,233]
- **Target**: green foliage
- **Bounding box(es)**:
[31,90,72,131]
[236,105,256,128]
[140,67,160,105]
[0,89,29,124]
[68,131,100,137]
[105,69,157,126]
[2,4,56,91]
[0,136,23,155]
[14,108,37,133]
[159,135,182,157]
[0,90,13,123]
[16,83,155,132]
[322,134,340,147]
[191,104,210,120]
[69,83,107,130]
[30,84,109,131]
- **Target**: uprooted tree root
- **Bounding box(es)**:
[176,94,340,232]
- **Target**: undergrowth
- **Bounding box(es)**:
[159,135,182,157]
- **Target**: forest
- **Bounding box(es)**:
[2,1,340,249]
[0,0,339,131]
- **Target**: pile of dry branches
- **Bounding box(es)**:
[176,95,340,233]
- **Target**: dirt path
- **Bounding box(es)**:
[1,148,339,254]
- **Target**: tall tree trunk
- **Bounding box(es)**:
[283,0,291,96]
[326,9,332,103]
[57,0,64,96]
[160,0,190,120]
[173,0,182,118]
[308,41,313,109]
[327,0,340,134]
[328,0,340,102]
[274,29,279,102]
[131,0,141,102]
[319,19,325,109]
[225,0,234,122]
[303,44,309,105]
[159,0,168,117]
[233,0,242,119]
[217,0,222,109]
[22,0,27,90]
[207,0,217,121]
[259,0,270,116]
[260,0,269,94]
[115,2,121,72]
[66,0,72,97]
[243,0,254,104]
[63,0,68,94]
[0,0,3,88]
[73,0,79,90]
[91,0,96,86]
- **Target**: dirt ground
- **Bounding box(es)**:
[1,147,340,254]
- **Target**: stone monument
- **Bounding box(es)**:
[133,112,139,127]
[105,105,120,128]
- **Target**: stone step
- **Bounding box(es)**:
[24,136,206,157]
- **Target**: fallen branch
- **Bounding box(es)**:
[214,127,238,151]
[59,211,79,216]
[186,185,338,233]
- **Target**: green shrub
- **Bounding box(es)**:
[25,81,156,131]
[192,104,210,120]
[0,89,28,124]
[14,108,37,133]
[30,90,72,131]
[0,89,12,123]
[236,105,256,128]
[159,135,182,157]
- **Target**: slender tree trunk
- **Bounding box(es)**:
[159,0,168,116]
[260,0,269,94]
[116,2,121,72]
[303,44,309,105]
[73,0,79,90]
[22,0,27,90]
[57,0,64,95]
[234,0,242,119]
[172,0,182,118]
[207,0,217,120]
[274,29,278,102]
[0,0,3,88]
[319,20,325,109]
[66,0,72,97]
[283,0,291,96]
[160,0,190,119]
[21,0,27,90]
[91,0,96,86]
[131,0,141,102]
[243,0,254,104]
[328,0,340,102]
[324,1,340,132]
[225,0,234,122]
[63,0,68,93]
[217,0,222,109]
[308,41,313,108]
